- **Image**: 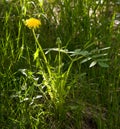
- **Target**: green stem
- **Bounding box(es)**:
[65,56,83,82]
[32,29,51,77]
[58,43,61,75]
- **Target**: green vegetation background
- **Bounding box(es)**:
[0,0,120,129]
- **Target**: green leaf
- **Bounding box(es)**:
[96,58,109,62]
[45,48,68,54]
[89,61,97,68]
[81,57,91,64]
[92,53,108,58]
[70,50,89,56]
[99,47,110,51]
[98,62,109,68]
[34,48,39,61]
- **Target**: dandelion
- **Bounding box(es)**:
[25,18,41,29]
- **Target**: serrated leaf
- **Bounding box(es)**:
[34,48,39,61]
[98,62,109,68]
[89,61,97,68]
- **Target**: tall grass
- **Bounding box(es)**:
[0,0,120,129]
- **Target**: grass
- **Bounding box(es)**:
[0,0,120,129]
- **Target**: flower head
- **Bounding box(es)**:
[25,18,41,29]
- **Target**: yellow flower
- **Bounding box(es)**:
[25,18,41,29]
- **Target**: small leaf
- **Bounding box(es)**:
[45,48,68,54]
[18,69,27,76]
[70,50,89,56]
[89,61,97,68]
[92,53,108,58]
[98,62,109,68]
[79,51,89,56]
[99,47,110,51]
[81,57,92,64]
[96,58,109,62]
[34,48,39,61]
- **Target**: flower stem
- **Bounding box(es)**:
[32,29,51,76]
